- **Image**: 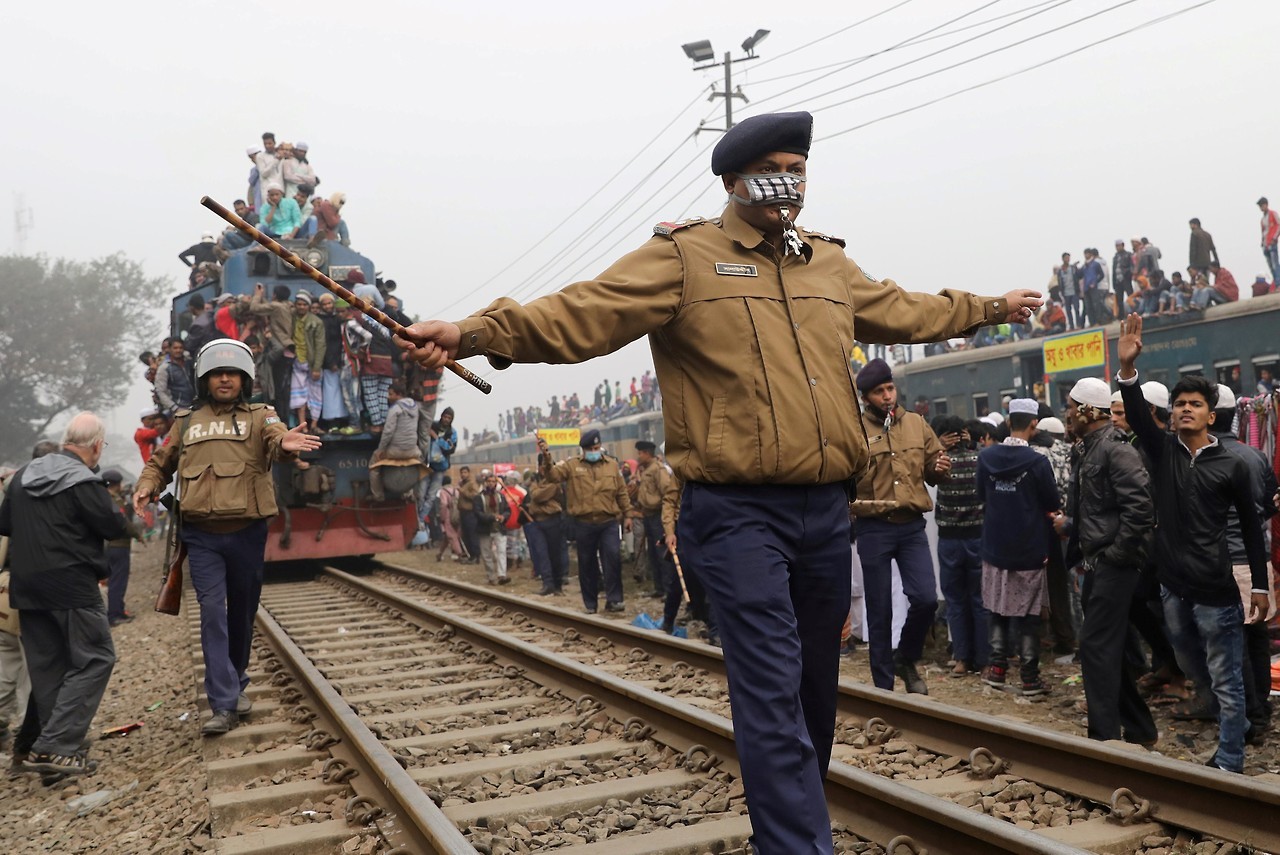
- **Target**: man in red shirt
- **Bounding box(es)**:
[133,408,163,464]
[1257,197,1280,286]
[1208,262,1238,302]
[214,294,241,339]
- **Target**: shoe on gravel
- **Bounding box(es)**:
[1169,696,1218,721]
[893,653,928,695]
[604,602,626,613]
[23,751,91,776]
[236,692,253,717]
[497,576,511,586]
[536,587,555,596]
[1021,679,1050,696]
[982,665,1007,688]
[202,709,238,736]
[583,606,597,615]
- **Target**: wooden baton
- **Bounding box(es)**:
[670,548,691,604]
[200,196,491,395]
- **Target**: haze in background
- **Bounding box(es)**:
[2,0,1272,464]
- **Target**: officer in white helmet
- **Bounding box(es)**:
[133,339,320,735]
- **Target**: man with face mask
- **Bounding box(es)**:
[395,111,1041,855]
[536,429,630,613]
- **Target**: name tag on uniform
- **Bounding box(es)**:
[715,262,758,277]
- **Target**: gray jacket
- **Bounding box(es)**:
[1068,423,1153,568]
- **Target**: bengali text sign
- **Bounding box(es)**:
[537,428,581,447]
[1043,329,1105,373]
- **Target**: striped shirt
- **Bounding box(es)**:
[935,447,983,539]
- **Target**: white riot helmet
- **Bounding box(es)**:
[195,338,255,379]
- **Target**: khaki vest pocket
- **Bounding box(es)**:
[180,461,248,517]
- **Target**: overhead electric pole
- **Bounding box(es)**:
[680,29,770,134]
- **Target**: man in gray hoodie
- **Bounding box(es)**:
[0,412,125,780]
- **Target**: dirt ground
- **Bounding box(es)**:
[387,545,1280,778]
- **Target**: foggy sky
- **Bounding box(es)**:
[2,0,1272,469]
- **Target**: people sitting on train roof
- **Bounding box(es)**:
[259,184,302,239]
[216,199,259,253]
[1208,262,1238,302]
[293,186,316,240]
[309,192,348,246]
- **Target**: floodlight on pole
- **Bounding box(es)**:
[680,28,769,132]
[741,29,770,56]
[681,40,715,64]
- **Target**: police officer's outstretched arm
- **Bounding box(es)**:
[395,239,683,370]
[849,261,1041,343]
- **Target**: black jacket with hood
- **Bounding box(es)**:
[1120,377,1268,605]
[0,450,126,610]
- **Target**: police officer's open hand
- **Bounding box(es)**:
[1001,289,1045,324]
[131,488,151,518]
[280,424,323,454]
[395,321,461,369]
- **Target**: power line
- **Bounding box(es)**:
[800,0,1140,115]
[815,0,1217,140]
[750,0,918,70]
[429,85,710,317]
[742,0,1063,87]
[749,0,1016,111]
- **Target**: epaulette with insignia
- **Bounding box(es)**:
[653,217,707,236]
[174,408,192,417]
[801,228,846,248]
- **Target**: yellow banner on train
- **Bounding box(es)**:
[537,428,581,447]
[1043,329,1106,373]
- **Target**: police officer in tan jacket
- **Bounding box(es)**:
[397,111,1040,855]
[134,339,320,735]
[537,429,630,613]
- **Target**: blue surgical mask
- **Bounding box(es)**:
[584,450,603,463]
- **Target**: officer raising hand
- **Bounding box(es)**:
[134,339,319,736]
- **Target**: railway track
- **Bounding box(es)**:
[220,569,1090,855]
[359,560,1280,855]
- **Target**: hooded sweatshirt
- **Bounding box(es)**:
[975,440,1060,571]
[0,451,126,609]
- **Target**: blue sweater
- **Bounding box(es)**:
[975,443,1060,571]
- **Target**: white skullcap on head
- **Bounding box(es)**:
[1008,398,1039,416]
[1216,385,1236,410]
[1069,377,1112,409]
[1111,390,1124,404]
[1140,381,1170,410]
[1038,416,1065,435]
[987,412,1005,425]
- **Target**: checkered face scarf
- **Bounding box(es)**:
[731,173,806,207]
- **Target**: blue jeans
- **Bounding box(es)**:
[1264,242,1280,285]
[1063,294,1081,329]
[856,516,938,690]
[184,520,268,712]
[1160,587,1247,772]
[937,537,988,668]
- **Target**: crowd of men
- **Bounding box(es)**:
[842,332,1278,774]
[482,372,663,444]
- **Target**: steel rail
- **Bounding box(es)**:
[377,561,1280,852]
[327,566,1087,855]
[254,604,477,854]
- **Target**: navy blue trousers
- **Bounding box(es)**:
[856,516,938,690]
[184,520,268,712]
[524,516,568,590]
[106,546,131,621]
[574,519,622,610]
[680,482,849,855]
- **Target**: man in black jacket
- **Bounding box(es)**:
[1054,377,1157,746]
[0,413,126,779]
[1117,314,1270,772]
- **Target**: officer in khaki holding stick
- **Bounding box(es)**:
[134,339,319,735]
[396,111,1040,854]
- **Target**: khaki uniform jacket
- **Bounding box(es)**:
[854,405,945,521]
[458,478,481,508]
[541,456,629,524]
[455,204,1009,486]
[523,480,563,520]
[634,459,668,516]
[136,401,295,532]
[661,471,683,540]
[249,294,295,351]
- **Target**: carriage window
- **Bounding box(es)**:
[972,393,989,418]
[1213,360,1241,394]
[1253,354,1280,395]
[931,398,948,415]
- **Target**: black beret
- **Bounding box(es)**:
[101,468,124,485]
[579,428,601,448]
[855,358,893,394]
[635,440,657,454]
[711,111,813,176]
